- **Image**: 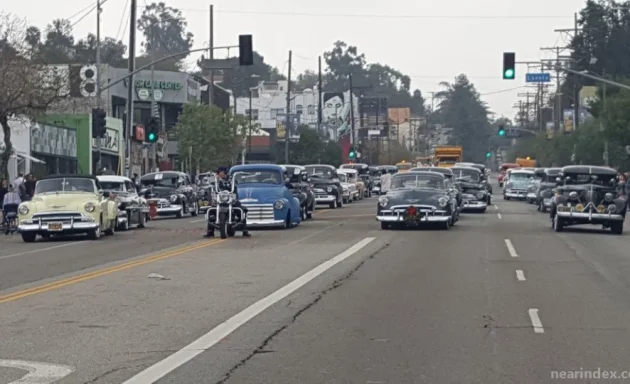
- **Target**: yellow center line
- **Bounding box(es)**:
[0,239,226,305]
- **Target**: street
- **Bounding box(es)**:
[1,186,630,384]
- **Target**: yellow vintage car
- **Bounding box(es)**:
[339,168,365,200]
[17,174,118,242]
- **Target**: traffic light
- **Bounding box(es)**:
[91,108,107,138]
[348,146,356,160]
[486,152,492,158]
[239,35,253,66]
[498,125,506,136]
[146,117,160,143]
[503,52,515,79]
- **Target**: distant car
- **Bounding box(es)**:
[550,165,626,234]
[97,175,149,230]
[140,171,199,218]
[376,171,456,230]
[503,169,535,200]
[304,164,344,208]
[282,164,316,220]
[451,166,490,212]
[535,168,562,212]
[336,172,358,203]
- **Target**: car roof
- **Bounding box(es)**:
[97,175,132,182]
[544,168,561,175]
[304,164,335,170]
[230,164,285,173]
[451,166,482,173]
[141,171,187,180]
[511,169,535,174]
[398,171,446,179]
[561,165,617,176]
[338,168,357,173]
[417,167,454,176]
[40,174,97,181]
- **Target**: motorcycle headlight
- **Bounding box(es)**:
[476,192,486,199]
[604,193,613,201]
[274,200,284,209]
[218,191,230,202]
[378,196,388,207]
[327,186,333,193]
[170,194,178,202]
[438,197,449,207]
[18,204,29,215]
[84,202,95,212]
[569,191,578,200]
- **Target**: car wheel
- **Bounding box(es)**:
[88,221,102,240]
[611,221,624,234]
[119,217,130,231]
[380,222,389,230]
[21,232,36,243]
[338,196,343,208]
[553,214,563,232]
[329,199,337,209]
[285,211,294,228]
[176,205,184,218]
[138,212,147,228]
[441,219,450,230]
[301,206,307,221]
[306,204,313,219]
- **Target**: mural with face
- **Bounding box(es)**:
[322,92,344,140]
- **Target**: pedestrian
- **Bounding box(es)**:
[2,183,21,233]
[0,179,7,226]
[380,168,392,194]
[24,174,36,200]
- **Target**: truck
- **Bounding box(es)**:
[434,146,463,168]
[515,157,536,168]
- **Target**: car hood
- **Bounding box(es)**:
[339,182,353,189]
[29,193,99,213]
[311,178,335,186]
[456,181,484,192]
[141,186,178,198]
[385,188,447,205]
[507,179,531,188]
[238,184,286,203]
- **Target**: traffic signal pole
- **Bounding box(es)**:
[95,0,102,174]
[124,0,137,178]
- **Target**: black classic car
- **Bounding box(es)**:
[456,162,492,193]
[525,168,546,203]
[282,164,316,220]
[97,175,149,230]
[376,171,457,230]
[369,166,382,195]
[304,164,344,209]
[341,163,373,197]
[451,166,490,212]
[549,165,626,234]
[412,167,462,208]
[140,171,199,218]
[535,168,561,212]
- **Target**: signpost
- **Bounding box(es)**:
[525,73,551,83]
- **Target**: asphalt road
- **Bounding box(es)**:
[1,186,630,384]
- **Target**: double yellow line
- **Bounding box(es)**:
[0,239,226,305]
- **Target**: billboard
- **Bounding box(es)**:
[388,108,410,124]
[359,97,388,139]
[276,113,301,141]
[321,92,348,141]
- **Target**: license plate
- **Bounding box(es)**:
[48,222,63,231]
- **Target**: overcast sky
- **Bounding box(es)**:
[7,0,586,120]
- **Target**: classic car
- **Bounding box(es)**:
[282,164,316,220]
[339,168,365,200]
[97,175,149,230]
[336,171,358,203]
[456,163,493,194]
[451,166,490,211]
[17,174,118,242]
[525,168,547,204]
[535,168,562,212]
[229,164,301,228]
[304,164,344,208]
[376,171,457,230]
[412,167,462,208]
[196,172,217,214]
[498,163,521,187]
[549,165,626,234]
[140,171,199,218]
[341,163,372,197]
[503,169,535,200]
[369,166,382,195]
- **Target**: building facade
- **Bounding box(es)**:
[30,123,78,176]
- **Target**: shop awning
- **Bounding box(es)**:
[13,152,46,164]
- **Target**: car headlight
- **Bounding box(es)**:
[608,204,617,212]
[438,197,449,207]
[505,189,512,193]
[604,192,613,201]
[218,191,230,202]
[18,204,29,215]
[569,191,578,200]
[84,202,96,212]
[170,194,178,202]
[476,192,486,199]
[274,200,285,209]
[327,186,333,193]
[378,196,388,207]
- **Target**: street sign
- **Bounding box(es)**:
[526,73,551,83]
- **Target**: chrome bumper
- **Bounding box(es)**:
[462,201,487,210]
[556,211,624,221]
[247,219,286,227]
[155,204,183,214]
[543,198,551,207]
[315,195,336,203]
[376,214,450,222]
[372,186,381,193]
[19,218,99,232]
[505,192,527,198]
[527,192,537,199]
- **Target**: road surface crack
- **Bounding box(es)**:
[214,241,390,384]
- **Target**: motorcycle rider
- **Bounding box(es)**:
[206,166,251,237]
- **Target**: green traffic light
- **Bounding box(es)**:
[486,152,492,158]
[498,130,505,136]
[349,152,355,159]
[504,69,514,79]
[148,133,156,141]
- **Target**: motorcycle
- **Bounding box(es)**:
[205,177,245,239]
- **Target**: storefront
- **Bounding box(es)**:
[92,127,121,174]
[30,123,78,176]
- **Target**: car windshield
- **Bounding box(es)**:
[452,169,480,182]
[305,167,333,179]
[391,174,444,190]
[99,181,125,191]
[565,174,616,186]
[338,174,348,183]
[141,176,179,188]
[35,178,96,194]
[510,172,533,181]
[233,171,282,184]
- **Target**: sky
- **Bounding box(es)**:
[6,0,587,120]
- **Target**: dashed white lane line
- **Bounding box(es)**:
[497,213,503,219]
[516,270,526,281]
[494,204,499,210]
[504,239,518,257]
[122,237,376,384]
[189,219,205,223]
[528,309,545,333]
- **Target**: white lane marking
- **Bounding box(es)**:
[0,359,74,384]
[504,239,518,257]
[516,270,526,281]
[528,309,545,333]
[189,219,205,223]
[0,242,81,261]
[497,213,502,219]
[123,237,376,383]
[494,204,498,210]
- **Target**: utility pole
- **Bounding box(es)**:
[125,0,137,178]
[150,27,158,173]
[284,50,292,164]
[553,12,581,131]
[349,73,355,145]
[248,89,252,160]
[95,0,102,174]
[317,56,322,137]
[208,4,214,106]
[541,47,565,133]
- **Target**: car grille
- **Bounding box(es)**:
[32,212,84,224]
[243,203,274,221]
[313,188,328,198]
[381,204,448,217]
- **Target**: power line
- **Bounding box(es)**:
[115,0,130,42]
[66,3,98,21]
[481,86,527,96]
[71,5,97,28]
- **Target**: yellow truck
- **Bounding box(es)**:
[516,157,536,168]
[395,161,413,173]
[434,146,463,168]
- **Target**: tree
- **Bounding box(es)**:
[294,70,318,92]
[0,13,68,177]
[39,19,75,64]
[274,126,342,165]
[74,34,127,67]
[175,104,244,172]
[137,2,194,70]
[434,75,492,163]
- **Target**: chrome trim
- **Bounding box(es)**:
[556,211,624,221]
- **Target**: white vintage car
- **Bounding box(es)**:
[17,175,118,242]
[335,172,358,204]
[97,175,149,230]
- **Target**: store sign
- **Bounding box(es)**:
[123,79,182,90]
[92,128,119,153]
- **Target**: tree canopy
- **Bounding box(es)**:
[275,126,343,166]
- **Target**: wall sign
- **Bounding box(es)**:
[92,128,119,153]
[123,79,182,90]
